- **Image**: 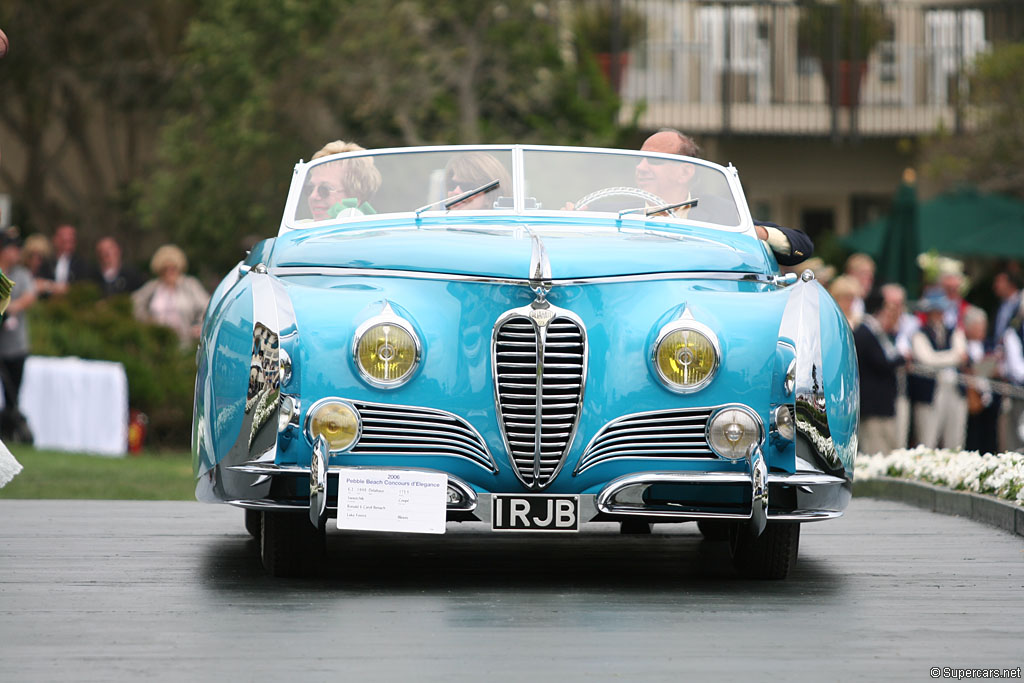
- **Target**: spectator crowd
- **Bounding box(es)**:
[0,223,209,443]
[807,252,1024,456]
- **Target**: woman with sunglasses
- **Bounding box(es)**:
[444,152,512,210]
[306,140,383,220]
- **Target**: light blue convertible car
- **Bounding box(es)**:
[193,145,858,578]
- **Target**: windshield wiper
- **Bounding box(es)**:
[618,197,699,219]
[415,179,500,215]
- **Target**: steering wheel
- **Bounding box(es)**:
[573,186,668,211]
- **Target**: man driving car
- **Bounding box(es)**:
[640,130,813,266]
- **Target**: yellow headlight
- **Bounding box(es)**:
[654,327,718,391]
[308,400,360,452]
[355,322,419,386]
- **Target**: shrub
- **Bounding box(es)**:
[28,282,196,447]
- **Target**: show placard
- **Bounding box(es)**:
[336,469,447,534]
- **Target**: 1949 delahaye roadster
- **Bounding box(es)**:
[193,145,858,578]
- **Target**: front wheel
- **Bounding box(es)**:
[697,520,730,541]
[730,522,800,580]
[244,509,261,539]
[260,511,325,578]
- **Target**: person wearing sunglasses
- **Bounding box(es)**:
[444,152,512,210]
[306,140,383,220]
[639,130,813,266]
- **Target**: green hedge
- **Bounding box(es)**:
[28,283,196,447]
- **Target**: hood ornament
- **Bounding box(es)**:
[528,231,552,304]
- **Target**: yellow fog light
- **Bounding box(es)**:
[707,406,762,460]
[353,311,421,388]
[652,321,719,393]
[306,399,361,452]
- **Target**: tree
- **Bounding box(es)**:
[0,0,196,247]
[140,0,625,274]
[925,43,1024,198]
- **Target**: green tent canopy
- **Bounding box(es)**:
[842,188,1024,259]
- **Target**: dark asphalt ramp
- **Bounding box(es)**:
[0,498,1021,681]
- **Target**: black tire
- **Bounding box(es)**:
[730,522,800,580]
[697,520,730,541]
[260,510,325,578]
[619,519,652,534]
[244,509,261,539]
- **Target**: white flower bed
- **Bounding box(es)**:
[856,446,1024,506]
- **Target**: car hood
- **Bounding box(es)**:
[271,217,771,278]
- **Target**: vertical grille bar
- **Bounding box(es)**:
[494,309,586,489]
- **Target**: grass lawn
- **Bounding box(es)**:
[0,443,196,500]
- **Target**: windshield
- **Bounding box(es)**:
[287,146,743,229]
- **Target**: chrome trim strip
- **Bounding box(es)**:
[310,435,328,529]
[351,300,422,389]
[511,146,526,214]
[270,266,780,287]
[768,510,843,522]
[766,473,846,486]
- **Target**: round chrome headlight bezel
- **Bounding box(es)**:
[651,318,721,394]
[351,305,422,389]
[706,404,764,460]
[304,398,362,454]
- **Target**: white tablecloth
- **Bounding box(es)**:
[14,356,129,456]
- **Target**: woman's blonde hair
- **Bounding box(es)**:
[445,152,512,203]
[150,244,188,275]
[310,139,382,203]
[829,274,862,300]
[22,233,52,260]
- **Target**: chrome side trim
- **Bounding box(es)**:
[221,273,297,488]
[768,510,843,522]
[270,266,779,287]
[779,271,843,473]
[309,435,328,529]
[767,472,846,486]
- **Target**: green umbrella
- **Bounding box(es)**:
[844,186,1024,263]
[876,175,921,298]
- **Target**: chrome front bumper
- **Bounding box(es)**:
[224,444,849,535]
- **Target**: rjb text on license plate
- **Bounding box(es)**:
[491,494,579,532]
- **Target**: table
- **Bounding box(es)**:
[14,356,128,456]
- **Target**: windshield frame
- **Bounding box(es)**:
[279,144,754,235]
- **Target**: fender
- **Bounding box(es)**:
[778,271,859,482]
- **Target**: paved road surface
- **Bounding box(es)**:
[1,498,1022,681]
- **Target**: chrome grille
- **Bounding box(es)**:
[574,407,716,475]
[350,401,496,472]
[494,313,586,489]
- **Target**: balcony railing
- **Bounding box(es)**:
[584,0,1024,138]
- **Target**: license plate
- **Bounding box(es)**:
[491,494,579,532]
